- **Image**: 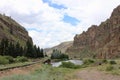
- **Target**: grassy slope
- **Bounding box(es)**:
[0,14,30,47]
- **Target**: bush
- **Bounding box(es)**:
[109,60,116,65]
[83,58,94,65]
[60,62,80,69]
[102,59,108,63]
[4,56,14,63]
[106,65,114,71]
[119,67,120,69]
[16,56,28,62]
[0,56,9,65]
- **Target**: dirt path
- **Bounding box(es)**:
[0,63,41,78]
[75,69,120,80]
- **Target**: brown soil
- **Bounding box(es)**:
[0,63,41,78]
[75,69,120,80]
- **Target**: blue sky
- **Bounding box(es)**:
[43,0,67,9]
[42,0,80,26]
[0,0,120,48]
[63,14,80,26]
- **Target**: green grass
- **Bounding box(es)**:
[0,65,74,80]
[1,59,120,80]
[0,62,32,70]
[97,60,120,75]
[60,62,83,69]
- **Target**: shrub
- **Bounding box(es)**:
[0,56,9,65]
[4,56,14,63]
[16,56,28,62]
[119,67,120,69]
[106,65,114,71]
[60,62,80,69]
[109,60,116,65]
[102,59,108,64]
[83,58,94,65]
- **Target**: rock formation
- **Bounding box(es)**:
[66,5,120,59]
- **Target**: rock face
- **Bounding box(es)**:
[66,5,120,59]
[44,41,73,56]
[0,14,32,46]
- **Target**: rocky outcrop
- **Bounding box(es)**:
[66,5,120,59]
[0,14,32,46]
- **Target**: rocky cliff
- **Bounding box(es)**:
[66,5,120,59]
[0,14,32,46]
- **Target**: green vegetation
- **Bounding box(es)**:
[4,56,14,63]
[0,56,29,65]
[0,56,9,65]
[0,62,34,70]
[77,59,120,75]
[0,65,73,80]
[15,56,28,62]
[51,49,69,60]
[109,60,116,65]
[106,65,114,71]
[83,58,95,65]
[0,39,44,58]
[1,58,120,80]
[102,59,108,64]
[97,60,120,75]
[60,62,80,69]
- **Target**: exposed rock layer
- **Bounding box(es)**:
[66,5,120,59]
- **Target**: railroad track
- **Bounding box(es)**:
[0,61,41,71]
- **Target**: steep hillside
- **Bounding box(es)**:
[45,41,73,55]
[66,5,120,59]
[0,14,32,46]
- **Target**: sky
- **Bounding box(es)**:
[0,0,120,48]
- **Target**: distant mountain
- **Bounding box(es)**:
[44,41,73,56]
[66,5,120,59]
[0,14,32,46]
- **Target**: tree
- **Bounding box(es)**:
[33,45,37,58]
[51,49,69,59]
[0,39,9,56]
[0,39,5,55]
[36,46,41,58]
[25,40,34,57]
[14,42,23,57]
[0,39,44,59]
[40,48,44,58]
[7,42,15,57]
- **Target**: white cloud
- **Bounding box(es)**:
[52,0,120,27]
[0,0,120,48]
[0,0,42,15]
